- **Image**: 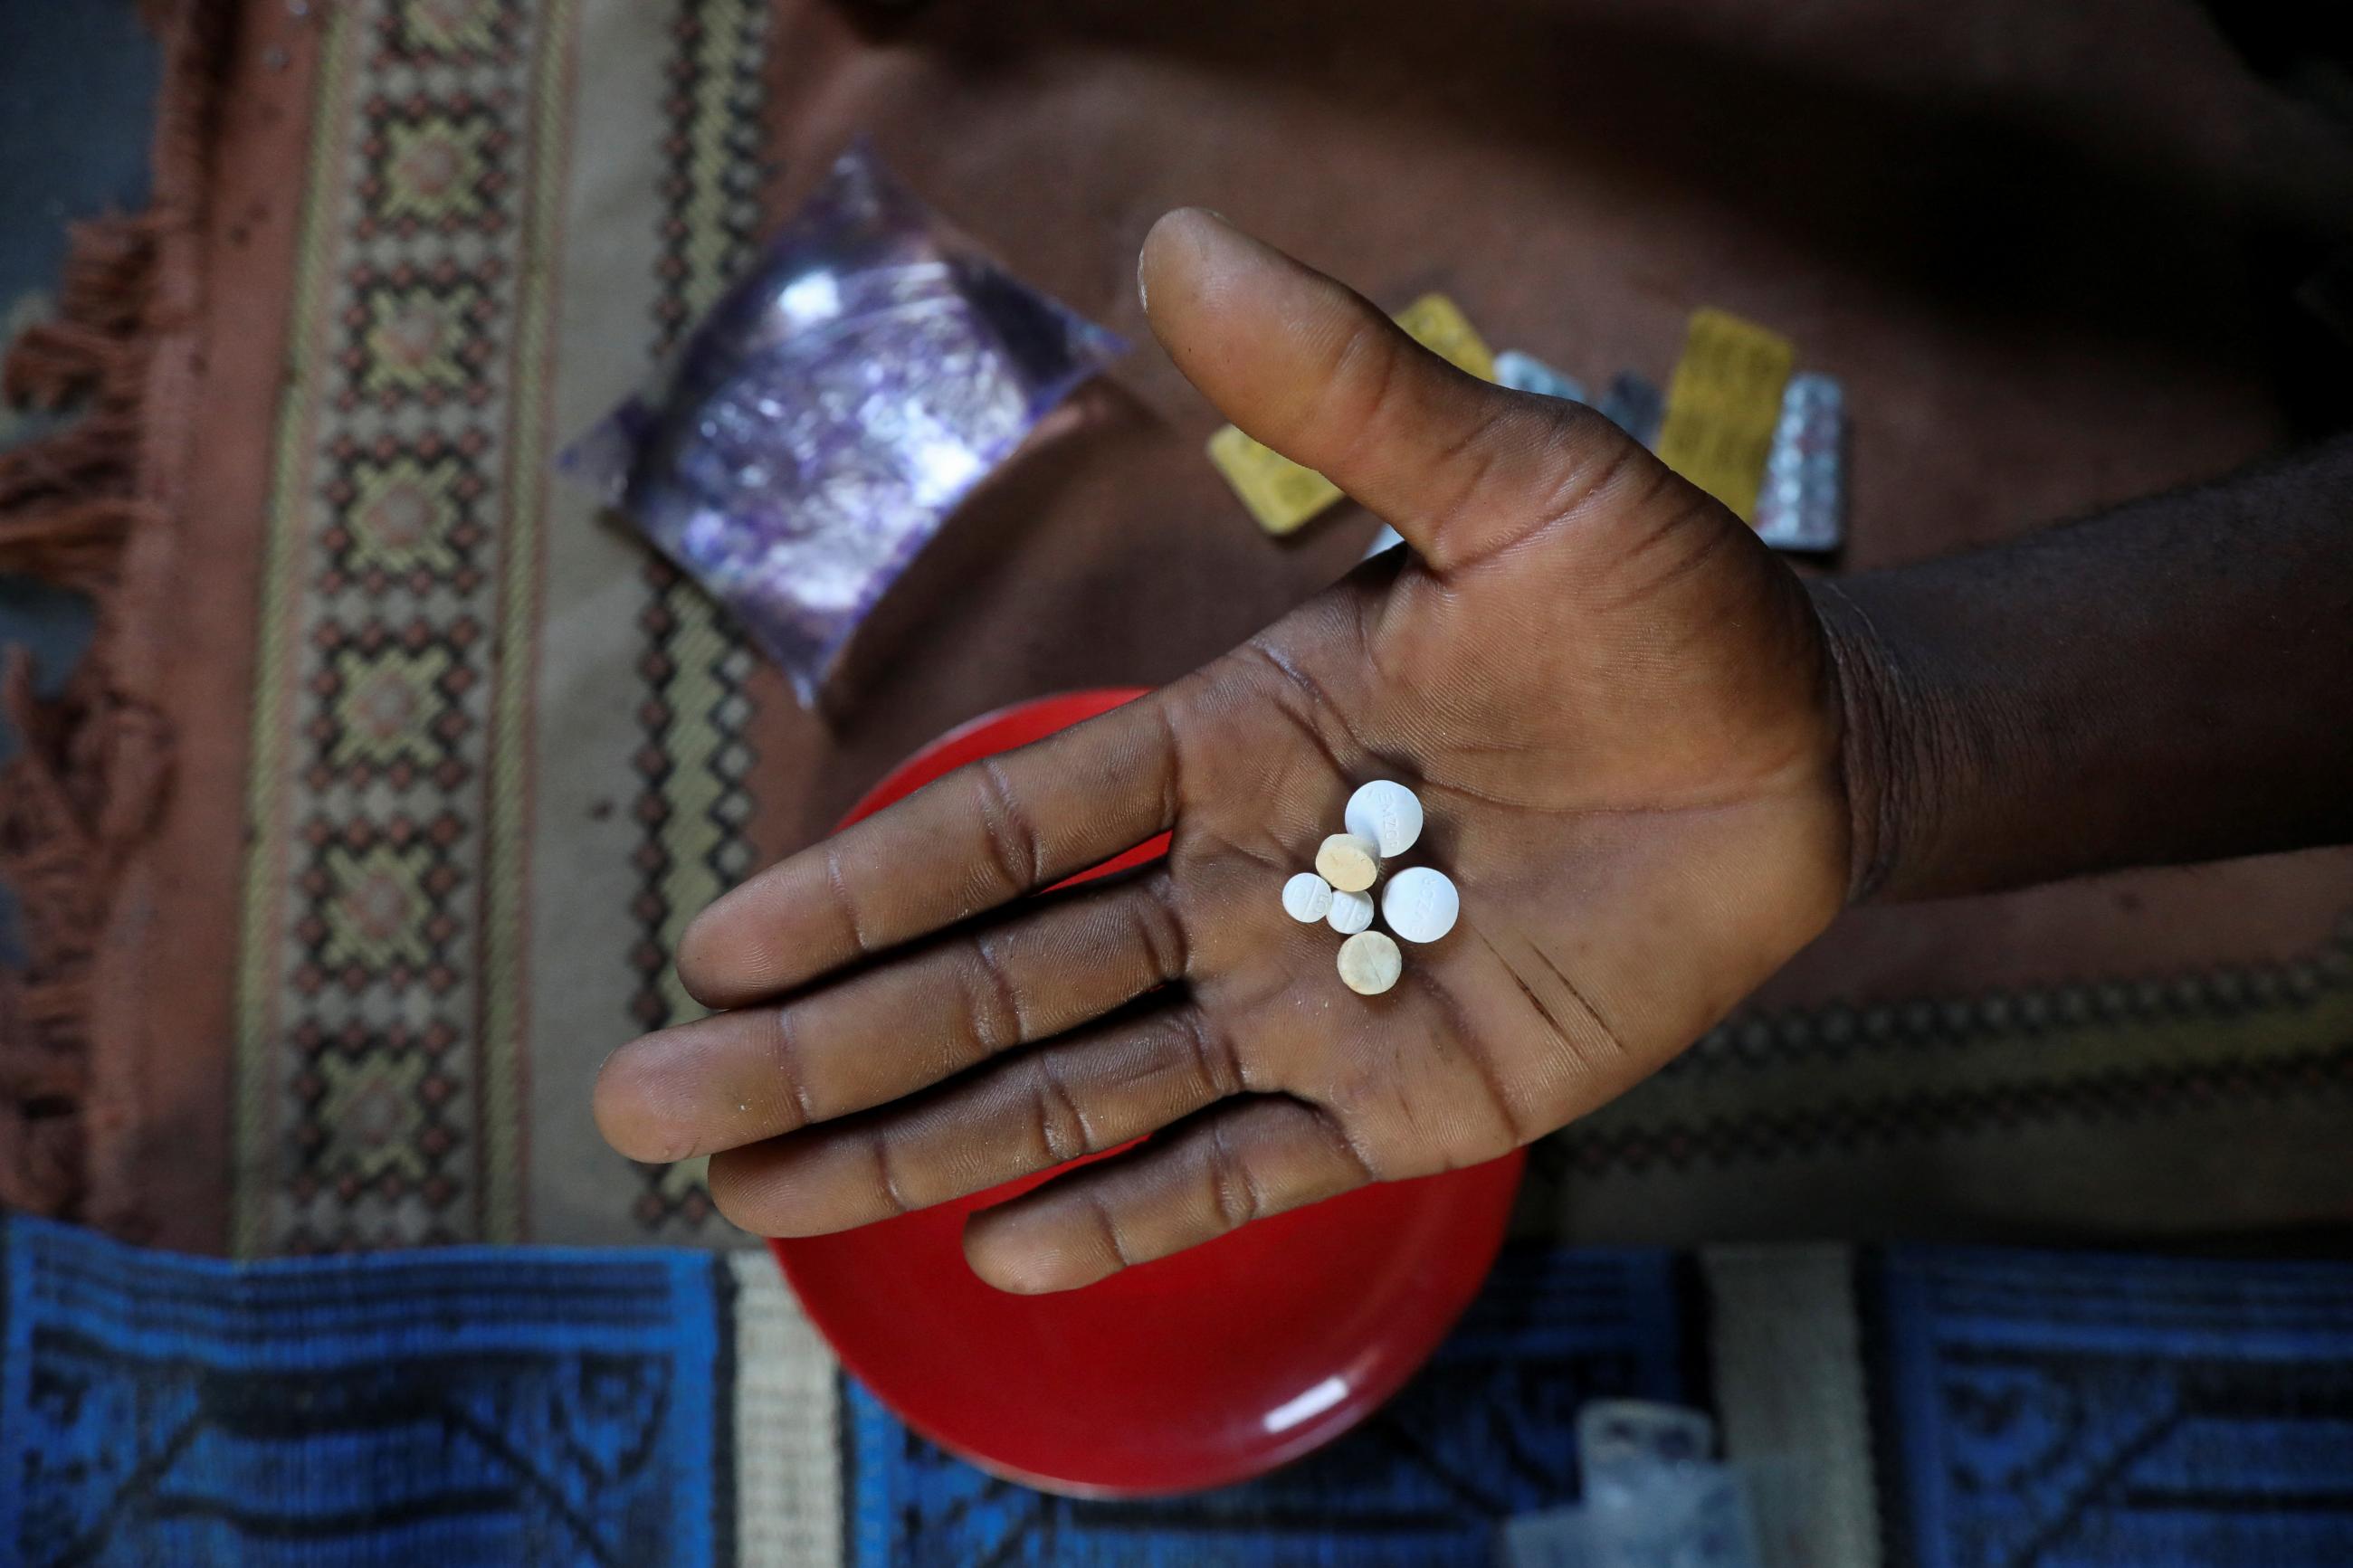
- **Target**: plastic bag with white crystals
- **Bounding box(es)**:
[564,141,1126,703]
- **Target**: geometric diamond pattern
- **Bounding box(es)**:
[376,0,522,66]
[625,0,770,1234]
[358,97,513,240]
[341,263,499,409]
[302,618,479,793]
[238,0,553,1253]
[324,640,465,776]
[291,812,465,997]
[319,432,491,594]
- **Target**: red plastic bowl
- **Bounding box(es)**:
[770,689,1525,1496]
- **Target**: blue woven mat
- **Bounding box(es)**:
[11,1212,2353,1565]
[0,1216,733,1566]
[1872,1243,2353,1568]
[843,1247,1691,1566]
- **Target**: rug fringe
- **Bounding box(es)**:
[0,1,217,1222]
[0,652,98,1213]
[3,214,160,412]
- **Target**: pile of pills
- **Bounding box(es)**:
[1281,780,1460,996]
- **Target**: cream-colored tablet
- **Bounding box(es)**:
[1315,832,1381,892]
[1281,871,1334,924]
[1327,888,1375,935]
[1338,930,1403,995]
[1344,780,1424,858]
[1382,866,1460,944]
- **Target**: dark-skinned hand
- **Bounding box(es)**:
[594,209,1855,1293]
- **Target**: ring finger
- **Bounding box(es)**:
[705,999,1247,1237]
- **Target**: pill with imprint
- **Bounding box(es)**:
[1281,871,1334,924]
[1382,866,1460,944]
[1344,780,1424,858]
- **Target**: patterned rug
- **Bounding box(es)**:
[14,0,2353,1258]
[11,1212,2353,1566]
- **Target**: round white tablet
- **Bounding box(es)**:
[1281,871,1334,924]
[1327,888,1375,935]
[1344,780,1424,858]
[1381,866,1460,944]
[1338,930,1403,996]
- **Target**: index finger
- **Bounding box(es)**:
[678,691,1182,1008]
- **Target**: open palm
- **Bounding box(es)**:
[595,210,1855,1291]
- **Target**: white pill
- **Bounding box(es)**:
[1338,930,1403,995]
[1281,871,1334,924]
[1344,780,1424,858]
[1315,832,1381,892]
[1327,888,1375,935]
[1382,866,1460,944]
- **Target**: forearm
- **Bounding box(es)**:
[1817,436,2353,901]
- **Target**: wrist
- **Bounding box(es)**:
[1807,578,1937,905]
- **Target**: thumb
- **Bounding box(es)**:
[1139,208,1647,575]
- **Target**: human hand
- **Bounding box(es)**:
[594,210,1857,1292]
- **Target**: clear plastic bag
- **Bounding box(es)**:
[1497,1402,1764,1568]
[564,142,1126,702]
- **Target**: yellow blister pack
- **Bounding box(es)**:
[1652,308,1796,523]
